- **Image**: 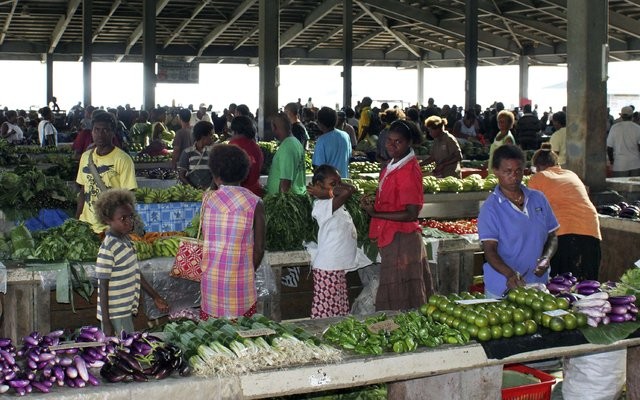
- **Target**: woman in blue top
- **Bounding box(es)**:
[478,144,559,298]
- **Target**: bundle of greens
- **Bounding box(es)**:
[264,192,315,251]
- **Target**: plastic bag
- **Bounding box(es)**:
[255,258,278,300]
[562,349,627,400]
[351,263,380,315]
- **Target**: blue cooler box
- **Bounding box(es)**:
[136,202,200,232]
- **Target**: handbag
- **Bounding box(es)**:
[170,192,208,281]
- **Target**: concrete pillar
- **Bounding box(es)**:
[417,61,424,106]
[519,55,529,106]
[258,0,279,141]
[82,0,92,107]
[566,0,608,190]
[464,0,478,111]
[142,0,156,110]
[46,54,53,107]
[342,0,353,109]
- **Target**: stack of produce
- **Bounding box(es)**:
[7,220,101,262]
[571,292,612,327]
[163,315,340,376]
[348,161,380,177]
[421,219,478,235]
[482,174,499,190]
[323,311,469,356]
[135,186,203,204]
[426,289,585,342]
[596,201,640,219]
[422,176,440,193]
[132,154,172,163]
[258,141,278,175]
[607,295,638,323]
[348,178,378,196]
[437,176,464,192]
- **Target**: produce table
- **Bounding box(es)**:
[420,192,489,219]
[7,327,640,399]
[598,215,640,282]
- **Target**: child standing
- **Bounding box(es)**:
[94,189,169,336]
[200,144,266,319]
[307,165,358,319]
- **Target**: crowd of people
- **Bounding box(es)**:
[1,95,637,323]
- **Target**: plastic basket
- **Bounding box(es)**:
[501,364,556,400]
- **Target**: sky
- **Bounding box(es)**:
[1,60,639,115]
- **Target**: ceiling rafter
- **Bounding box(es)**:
[92,0,122,42]
[191,0,257,61]
[354,0,422,58]
[307,11,367,52]
[280,0,341,48]
[163,0,211,48]
[232,0,295,51]
[116,0,171,62]
[0,0,18,45]
[48,0,81,54]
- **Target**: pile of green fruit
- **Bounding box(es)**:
[135,186,203,204]
[424,288,586,342]
[348,161,380,176]
[132,154,172,163]
[152,237,180,257]
[348,178,378,196]
[133,241,154,260]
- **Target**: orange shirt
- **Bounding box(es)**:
[528,166,601,239]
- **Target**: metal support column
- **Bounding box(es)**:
[46,54,54,107]
[342,0,353,108]
[518,55,529,106]
[566,0,608,190]
[258,0,279,140]
[82,0,92,106]
[142,0,156,111]
[417,61,424,107]
[464,0,478,110]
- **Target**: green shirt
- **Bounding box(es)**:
[266,136,307,195]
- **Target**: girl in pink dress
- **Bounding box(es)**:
[200,144,266,319]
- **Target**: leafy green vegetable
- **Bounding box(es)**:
[580,321,640,345]
[344,194,377,262]
[10,224,35,258]
[264,192,315,251]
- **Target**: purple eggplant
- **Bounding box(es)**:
[66,365,78,379]
[610,305,630,315]
[78,332,96,342]
[575,280,601,290]
[87,372,100,386]
[30,381,50,393]
[53,366,65,382]
[609,295,636,305]
[8,379,30,389]
[547,282,572,294]
[0,339,12,348]
[74,356,89,382]
[608,313,626,323]
[117,350,143,372]
[26,359,37,371]
[74,377,86,388]
[577,287,601,296]
[0,350,15,366]
[59,357,73,367]
[65,377,76,388]
[22,336,38,347]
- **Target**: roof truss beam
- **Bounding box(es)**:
[280,0,341,48]
[116,0,171,62]
[307,11,366,51]
[92,0,122,42]
[354,0,421,58]
[0,0,18,45]
[163,0,211,48]
[49,0,81,53]
[193,0,257,60]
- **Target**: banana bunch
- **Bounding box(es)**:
[167,185,204,202]
[135,187,154,203]
[152,236,181,257]
[133,240,154,260]
[145,188,172,203]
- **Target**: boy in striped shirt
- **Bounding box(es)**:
[94,189,169,336]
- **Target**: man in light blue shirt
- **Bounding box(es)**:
[312,107,352,178]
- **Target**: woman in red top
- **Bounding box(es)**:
[229,116,264,197]
[362,120,434,311]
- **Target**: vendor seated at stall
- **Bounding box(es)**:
[138,130,169,157]
[420,116,462,178]
[178,121,214,190]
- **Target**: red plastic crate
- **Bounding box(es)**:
[502,364,556,400]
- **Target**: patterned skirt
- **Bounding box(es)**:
[199,302,257,321]
[311,269,350,319]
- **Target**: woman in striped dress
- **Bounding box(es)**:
[200,144,266,319]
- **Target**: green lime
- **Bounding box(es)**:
[563,313,578,330]
[513,322,527,336]
[524,319,538,335]
[549,317,566,332]
[490,325,503,340]
[502,323,514,338]
[477,327,492,342]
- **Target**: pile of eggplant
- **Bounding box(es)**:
[100,331,189,383]
[596,201,640,219]
[0,326,189,396]
[546,275,639,327]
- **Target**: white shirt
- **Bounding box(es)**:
[2,122,23,143]
[606,120,640,171]
[38,120,58,147]
[311,199,357,271]
[189,111,211,126]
